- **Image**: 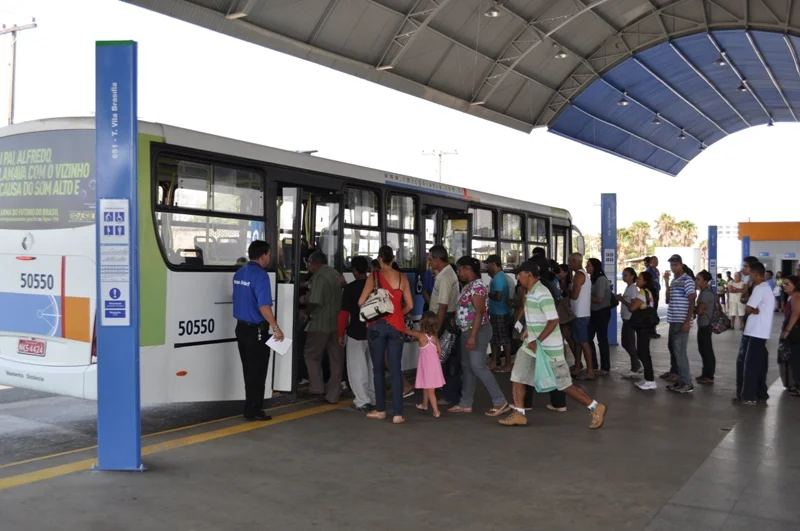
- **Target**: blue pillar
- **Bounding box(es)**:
[708,226,718,294]
[742,236,751,262]
[601,193,617,345]
[95,41,142,471]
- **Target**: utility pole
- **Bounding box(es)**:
[2,19,37,125]
[422,149,458,182]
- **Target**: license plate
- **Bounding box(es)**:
[17,339,47,357]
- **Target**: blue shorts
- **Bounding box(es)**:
[572,317,590,344]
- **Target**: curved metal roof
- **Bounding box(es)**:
[122,0,800,175]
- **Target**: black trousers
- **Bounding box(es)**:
[635,327,654,381]
[235,321,271,417]
[697,325,716,379]
[589,308,612,371]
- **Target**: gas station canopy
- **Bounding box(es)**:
[124,0,800,175]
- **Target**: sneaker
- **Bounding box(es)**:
[546,404,567,412]
[498,410,527,426]
[350,404,370,413]
[668,384,694,394]
[667,374,680,383]
[659,371,673,380]
[589,403,606,429]
[621,370,640,379]
[741,400,758,406]
[696,377,714,385]
[636,380,657,390]
[243,411,272,421]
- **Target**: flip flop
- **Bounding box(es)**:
[485,403,511,417]
[415,404,428,412]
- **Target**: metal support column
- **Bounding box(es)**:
[94,40,143,471]
[601,193,618,345]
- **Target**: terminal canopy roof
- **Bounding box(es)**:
[124,0,800,176]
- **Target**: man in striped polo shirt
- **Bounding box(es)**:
[499,260,606,429]
[664,254,696,393]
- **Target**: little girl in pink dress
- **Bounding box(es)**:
[405,311,446,417]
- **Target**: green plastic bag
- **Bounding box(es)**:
[522,339,557,393]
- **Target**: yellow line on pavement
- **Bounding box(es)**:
[0,400,350,490]
[0,399,317,471]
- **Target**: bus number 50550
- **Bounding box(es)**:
[178,319,215,337]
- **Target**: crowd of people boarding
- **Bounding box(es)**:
[233,239,800,425]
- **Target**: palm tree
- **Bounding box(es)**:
[630,221,651,256]
[676,220,698,247]
[617,227,633,270]
[654,213,679,246]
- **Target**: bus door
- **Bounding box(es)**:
[272,186,302,394]
[441,212,472,262]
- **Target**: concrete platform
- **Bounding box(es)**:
[1,320,797,531]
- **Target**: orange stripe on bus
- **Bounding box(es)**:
[64,297,90,343]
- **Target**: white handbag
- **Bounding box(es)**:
[359,272,394,322]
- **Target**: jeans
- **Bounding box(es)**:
[635,327,654,381]
[697,325,716,380]
[458,323,506,409]
[621,320,641,372]
[439,312,462,405]
[668,323,691,387]
[589,307,611,371]
[367,319,404,417]
[736,335,769,401]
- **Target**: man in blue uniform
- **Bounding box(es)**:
[233,240,284,421]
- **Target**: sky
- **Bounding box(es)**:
[1,0,797,238]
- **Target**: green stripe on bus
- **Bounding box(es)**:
[138,133,167,346]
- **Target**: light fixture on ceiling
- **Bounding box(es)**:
[738,81,748,92]
[375,65,394,71]
[471,100,486,106]
[714,56,727,67]
[617,91,630,106]
[699,143,706,152]
[678,129,687,140]
[768,118,775,127]
[651,113,661,125]
[552,43,567,59]
[485,2,501,18]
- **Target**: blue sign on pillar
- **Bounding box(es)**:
[95,41,142,471]
[601,193,618,345]
[708,226,718,295]
[742,236,751,262]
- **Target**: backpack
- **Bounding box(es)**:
[710,299,731,334]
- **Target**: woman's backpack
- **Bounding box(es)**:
[710,300,731,334]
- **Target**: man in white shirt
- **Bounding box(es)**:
[735,262,775,404]
[429,244,461,406]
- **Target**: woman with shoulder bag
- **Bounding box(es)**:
[631,270,658,390]
[617,267,643,380]
[359,246,414,424]
[587,258,612,375]
[448,256,510,416]
[780,276,800,396]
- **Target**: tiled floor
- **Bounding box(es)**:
[1,320,797,530]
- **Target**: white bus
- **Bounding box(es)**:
[0,117,583,403]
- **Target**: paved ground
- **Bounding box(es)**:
[1,319,797,531]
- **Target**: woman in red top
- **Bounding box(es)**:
[359,246,414,424]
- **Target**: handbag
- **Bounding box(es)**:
[629,290,659,330]
[359,272,393,323]
[402,314,418,343]
[778,340,792,363]
[556,297,576,324]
